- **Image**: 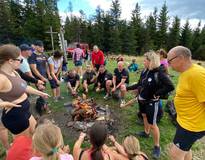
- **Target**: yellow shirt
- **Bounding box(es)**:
[174,64,205,132]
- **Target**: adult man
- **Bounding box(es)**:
[167,46,205,160]
[95,65,112,96]
[65,70,80,96]
[28,40,51,115]
[112,61,129,106]
[82,65,96,93]
[19,44,44,88]
[19,44,33,76]
[28,40,50,83]
[91,45,104,71]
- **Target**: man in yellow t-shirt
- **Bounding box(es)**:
[167,46,205,160]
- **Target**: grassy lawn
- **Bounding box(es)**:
[0,56,204,160]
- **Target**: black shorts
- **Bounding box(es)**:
[173,123,205,151]
[138,100,159,125]
[49,78,60,89]
[1,99,31,135]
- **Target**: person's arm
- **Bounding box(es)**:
[49,63,59,83]
[154,72,174,97]
[108,135,128,156]
[74,80,80,91]
[25,86,49,98]
[116,78,126,89]
[56,63,62,78]
[73,132,86,160]
[16,69,38,84]
[67,82,74,92]
[30,64,47,82]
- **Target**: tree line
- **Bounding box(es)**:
[1,0,205,59]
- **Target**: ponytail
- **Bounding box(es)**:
[90,146,104,160]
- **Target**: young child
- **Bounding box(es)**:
[128,59,138,72]
[30,123,73,160]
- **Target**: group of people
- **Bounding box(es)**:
[0,41,205,160]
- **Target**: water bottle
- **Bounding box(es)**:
[105,105,110,121]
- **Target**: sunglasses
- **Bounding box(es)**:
[13,58,23,63]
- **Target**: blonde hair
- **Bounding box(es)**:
[144,51,160,70]
[32,124,64,160]
[122,136,140,160]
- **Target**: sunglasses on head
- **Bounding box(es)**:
[13,58,23,63]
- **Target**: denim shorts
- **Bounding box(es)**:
[75,61,82,66]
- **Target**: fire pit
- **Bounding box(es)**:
[65,95,113,132]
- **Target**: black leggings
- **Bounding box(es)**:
[1,99,31,134]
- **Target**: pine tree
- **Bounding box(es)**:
[192,21,202,57]
[180,20,192,49]
[130,3,143,54]
[0,0,12,43]
[167,16,180,50]
[157,3,169,49]
[110,0,121,53]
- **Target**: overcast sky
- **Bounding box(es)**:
[58,0,205,28]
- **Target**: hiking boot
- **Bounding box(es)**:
[135,131,150,138]
[152,146,161,159]
[104,94,111,100]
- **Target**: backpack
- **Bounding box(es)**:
[165,100,177,126]
[35,97,48,116]
[154,72,172,99]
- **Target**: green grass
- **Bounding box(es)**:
[0,56,204,160]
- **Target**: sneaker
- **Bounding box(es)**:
[135,131,150,138]
[53,97,58,102]
[58,96,64,100]
[120,99,126,107]
[152,146,161,159]
[104,94,111,100]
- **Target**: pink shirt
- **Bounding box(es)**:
[30,154,74,160]
[160,59,168,68]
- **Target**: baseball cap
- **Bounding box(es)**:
[19,44,32,51]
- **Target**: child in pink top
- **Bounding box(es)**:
[30,123,73,160]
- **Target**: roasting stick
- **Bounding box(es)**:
[120,97,137,108]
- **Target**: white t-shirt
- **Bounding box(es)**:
[48,56,63,73]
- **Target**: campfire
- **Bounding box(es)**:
[71,96,97,121]
[66,94,113,132]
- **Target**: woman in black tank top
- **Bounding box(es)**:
[0,44,49,138]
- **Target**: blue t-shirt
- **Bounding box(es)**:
[28,52,48,78]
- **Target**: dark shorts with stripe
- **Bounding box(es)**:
[138,100,159,125]
[173,123,205,151]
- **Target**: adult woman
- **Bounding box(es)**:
[157,49,169,74]
[124,51,174,159]
[48,50,63,102]
[109,135,148,160]
[0,44,48,136]
[73,122,126,160]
